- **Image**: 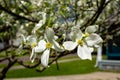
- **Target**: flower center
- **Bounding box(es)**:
[31,42,37,48]
[46,42,52,48]
[83,32,89,38]
[77,39,83,46]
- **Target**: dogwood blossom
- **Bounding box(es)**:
[63,25,103,60]
[30,27,64,67]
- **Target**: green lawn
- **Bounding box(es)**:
[6,57,98,78]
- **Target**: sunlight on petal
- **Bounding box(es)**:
[41,49,50,67]
[77,45,92,60]
[63,41,77,51]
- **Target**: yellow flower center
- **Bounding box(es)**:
[83,32,89,38]
[77,39,83,46]
[46,42,52,49]
[31,42,37,48]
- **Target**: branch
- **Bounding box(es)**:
[0,4,38,23]
[0,57,9,62]
[16,58,41,68]
[0,46,10,52]
[82,0,112,27]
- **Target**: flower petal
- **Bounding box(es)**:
[32,20,44,33]
[13,38,21,46]
[54,35,58,40]
[89,47,94,53]
[85,25,98,34]
[28,35,37,45]
[85,33,103,47]
[41,49,50,67]
[77,45,92,60]
[70,26,83,41]
[63,41,77,51]
[20,34,26,42]
[35,40,46,52]
[45,28,55,43]
[32,13,46,33]
[52,40,65,52]
[30,48,36,63]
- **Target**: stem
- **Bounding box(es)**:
[56,59,59,70]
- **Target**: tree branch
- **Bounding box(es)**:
[0,46,10,52]
[0,57,9,62]
[0,4,38,23]
[16,58,41,68]
[82,0,112,27]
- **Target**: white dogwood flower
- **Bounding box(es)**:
[31,27,64,67]
[63,25,103,60]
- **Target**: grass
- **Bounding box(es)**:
[6,57,98,78]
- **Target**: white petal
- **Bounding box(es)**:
[45,28,55,43]
[70,26,83,41]
[63,41,77,51]
[32,13,46,33]
[41,49,50,67]
[32,21,43,33]
[20,34,26,42]
[35,40,46,52]
[13,38,21,46]
[42,12,46,24]
[77,45,92,60]
[85,33,103,47]
[85,25,98,34]
[30,48,36,63]
[54,35,58,40]
[52,40,65,52]
[28,35,37,45]
[89,47,94,53]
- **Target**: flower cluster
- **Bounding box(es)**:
[63,25,103,60]
[18,22,103,68]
